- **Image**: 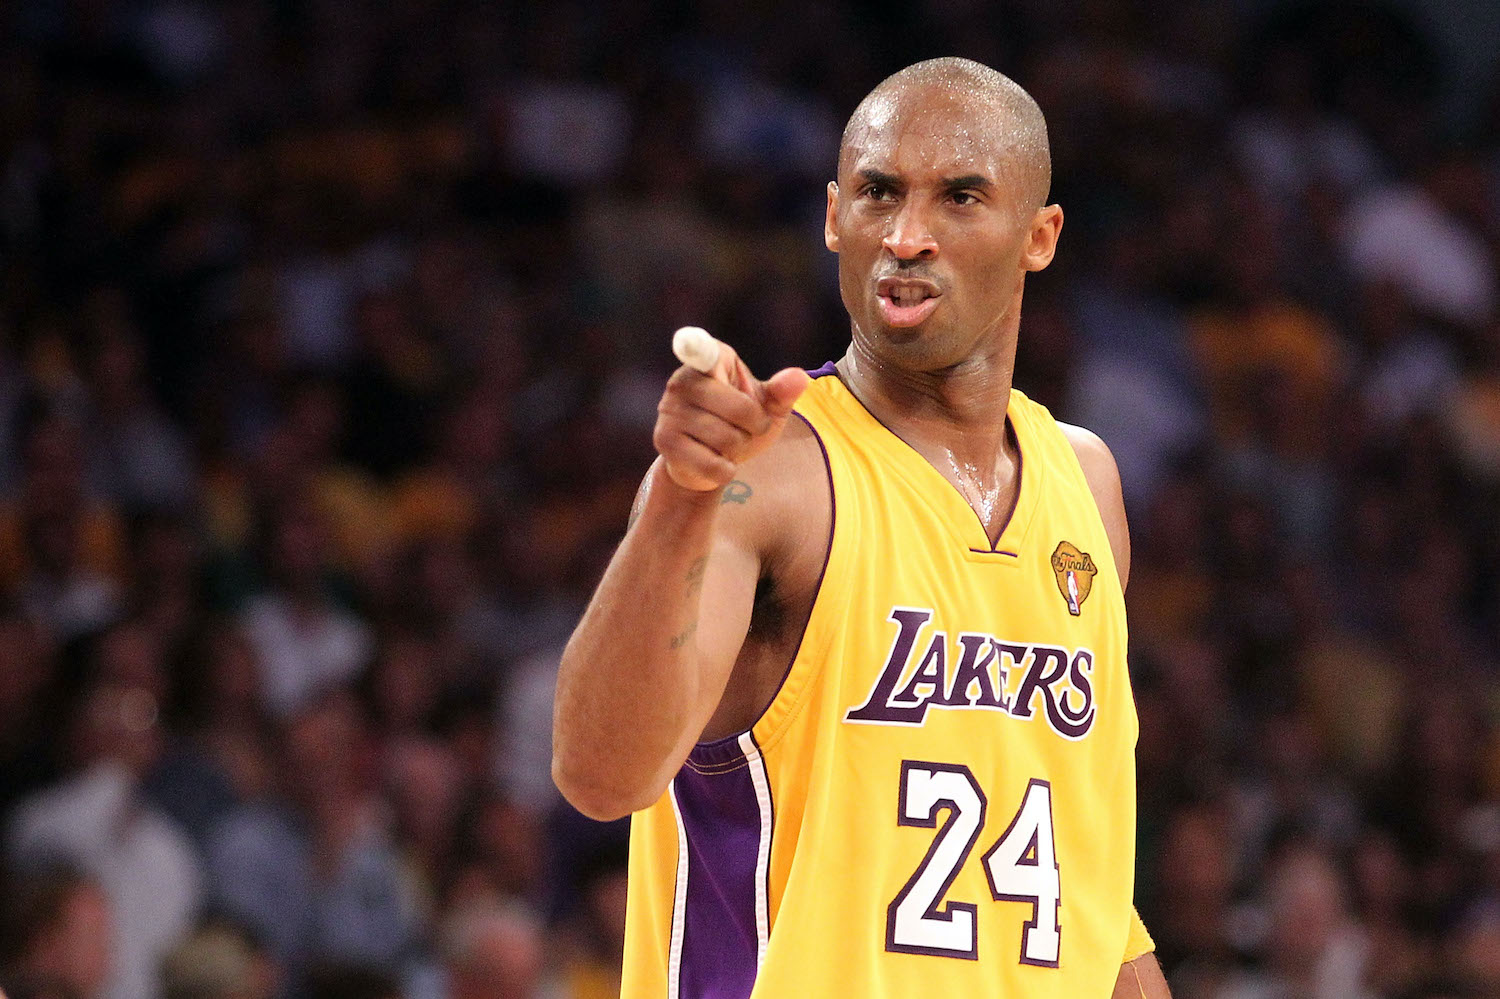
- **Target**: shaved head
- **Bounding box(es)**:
[839,58,1051,215]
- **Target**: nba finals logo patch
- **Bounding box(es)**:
[1050,542,1096,616]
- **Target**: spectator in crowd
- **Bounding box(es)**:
[1220,839,1374,999]
[236,501,373,719]
[0,864,111,999]
[206,690,419,988]
[439,903,551,999]
[7,679,201,999]
[552,846,626,999]
[160,921,277,999]
[0,613,61,814]
[304,965,405,999]
[5,412,123,641]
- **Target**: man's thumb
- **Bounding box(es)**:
[762,367,811,418]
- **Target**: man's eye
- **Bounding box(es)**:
[951,191,978,205]
[866,185,894,201]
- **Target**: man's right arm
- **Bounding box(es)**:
[551,339,809,821]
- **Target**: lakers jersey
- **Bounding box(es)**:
[621,369,1139,997]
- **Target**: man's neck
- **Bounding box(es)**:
[835,332,1023,545]
[836,334,1017,458]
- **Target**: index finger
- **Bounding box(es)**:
[673,326,720,375]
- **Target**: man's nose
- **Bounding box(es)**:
[882,201,938,259]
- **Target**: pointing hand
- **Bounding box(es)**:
[654,329,811,492]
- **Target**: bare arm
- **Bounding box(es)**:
[1065,425,1170,997]
[1060,422,1130,589]
[552,338,810,821]
[1111,953,1172,999]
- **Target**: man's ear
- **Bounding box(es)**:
[824,181,840,253]
[1021,203,1063,272]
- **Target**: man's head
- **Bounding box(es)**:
[0,865,113,998]
[442,902,545,999]
[162,923,275,999]
[826,58,1062,370]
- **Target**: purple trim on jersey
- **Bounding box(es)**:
[762,411,835,727]
[687,731,747,768]
[673,756,763,999]
[667,401,835,996]
[684,410,836,772]
[970,548,1020,557]
[753,731,775,962]
[806,360,839,378]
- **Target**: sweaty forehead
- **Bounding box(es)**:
[841,86,1032,190]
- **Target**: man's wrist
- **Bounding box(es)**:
[650,461,728,508]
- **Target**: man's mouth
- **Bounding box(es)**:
[876,278,941,328]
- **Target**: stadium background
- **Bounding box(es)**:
[2,0,1499,997]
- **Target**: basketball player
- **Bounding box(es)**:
[553,58,1170,998]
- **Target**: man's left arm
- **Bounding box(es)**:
[1112,951,1171,999]
[1111,906,1170,997]
[1061,423,1130,589]
[1062,426,1171,998]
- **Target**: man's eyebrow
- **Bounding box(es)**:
[857,168,902,189]
[941,174,994,191]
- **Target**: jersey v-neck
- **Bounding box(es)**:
[813,370,1041,564]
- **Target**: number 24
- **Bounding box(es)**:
[889,761,1061,965]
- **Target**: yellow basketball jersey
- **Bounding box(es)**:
[621,369,1139,998]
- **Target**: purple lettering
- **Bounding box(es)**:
[935,634,1008,709]
[994,642,1027,708]
[845,608,934,724]
[1049,650,1096,738]
[845,608,1100,739]
[1009,646,1068,721]
[894,634,947,705]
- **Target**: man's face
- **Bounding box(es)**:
[826,88,1059,370]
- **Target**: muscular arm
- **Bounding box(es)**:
[1064,424,1172,998]
[1060,422,1130,589]
[1112,953,1171,999]
[552,342,811,821]
[552,464,755,820]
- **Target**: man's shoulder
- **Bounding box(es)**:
[726,413,832,572]
[1054,421,1120,489]
[634,409,828,524]
[1054,420,1111,461]
[1051,420,1130,586]
[628,406,830,581]
[755,407,830,486]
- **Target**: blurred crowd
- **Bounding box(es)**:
[0,0,1498,997]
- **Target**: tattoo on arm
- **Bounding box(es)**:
[671,557,709,650]
[631,481,747,532]
[669,620,698,649]
[685,556,707,595]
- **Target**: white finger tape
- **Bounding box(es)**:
[672,326,720,374]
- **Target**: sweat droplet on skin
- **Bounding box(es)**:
[945,453,1007,527]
